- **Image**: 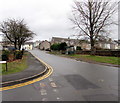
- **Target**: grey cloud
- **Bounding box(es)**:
[0,0,118,41]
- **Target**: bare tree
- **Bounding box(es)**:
[70,0,117,54]
[17,20,35,50]
[0,19,35,50]
[0,19,18,49]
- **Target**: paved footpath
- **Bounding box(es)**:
[1,52,45,83]
[2,48,119,101]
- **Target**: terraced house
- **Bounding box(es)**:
[51,37,119,50]
[51,37,91,50]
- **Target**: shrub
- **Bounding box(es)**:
[2,50,10,61]
[59,42,67,51]
[50,43,60,51]
[14,50,23,59]
[2,54,8,61]
[51,42,67,51]
[76,46,82,50]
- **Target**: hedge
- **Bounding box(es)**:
[76,50,120,57]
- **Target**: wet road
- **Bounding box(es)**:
[2,48,119,101]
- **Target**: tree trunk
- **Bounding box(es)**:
[90,36,95,55]
[18,44,22,50]
[14,42,17,50]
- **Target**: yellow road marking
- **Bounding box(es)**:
[0,53,53,91]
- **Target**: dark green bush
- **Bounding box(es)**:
[50,43,60,51]
[76,46,82,50]
[51,42,67,51]
[14,50,23,59]
[2,54,8,61]
[2,50,10,61]
[59,42,67,51]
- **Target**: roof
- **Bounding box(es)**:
[52,37,78,41]
[114,40,120,44]
[25,42,34,45]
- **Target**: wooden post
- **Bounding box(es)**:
[6,62,7,71]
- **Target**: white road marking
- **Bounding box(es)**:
[50,82,57,88]
[53,89,59,92]
[98,79,104,82]
[42,98,48,101]
[40,83,46,88]
[57,97,60,100]
[49,78,53,82]
[40,89,47,95]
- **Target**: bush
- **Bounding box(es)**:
[2,54,9,61]
[59,42,67,51]
[14,50,23,59]
[50,43,60,51]
[2,50,10,61]
[51,42,67,51]
[76,46,82,50]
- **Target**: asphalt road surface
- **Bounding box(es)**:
[2,48,119,101]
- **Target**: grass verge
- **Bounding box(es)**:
[69,54,120,65]
[49,51,120,65]
[1,52,28,75]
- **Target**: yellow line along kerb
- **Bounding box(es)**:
[0,53,53,91]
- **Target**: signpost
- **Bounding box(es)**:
[0,61,7,71]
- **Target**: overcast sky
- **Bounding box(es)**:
[0,0,118,41]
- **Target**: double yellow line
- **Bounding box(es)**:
[0,53,53,91]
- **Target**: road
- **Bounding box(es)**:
[2,48,119,101]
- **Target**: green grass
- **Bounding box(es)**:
[69,54,119,65]
[49,51,120,65]
[1,53,28,75]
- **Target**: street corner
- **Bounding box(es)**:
[0,53,53,91]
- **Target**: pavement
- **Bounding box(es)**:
[1,52,46,86]
[2,48,119,102]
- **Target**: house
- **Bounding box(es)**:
[79,40,91,50]
[33,40,41,48]
[95,39,118,50]
[1,41,15,50]
[51,37,79,46]
[51,37,119,50]
[22,42,33,50]
[51,37,80,49]
[114,40,120,49]
[51,37,91,50]
[39,40,51,50]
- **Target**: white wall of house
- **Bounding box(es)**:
[97,43,117,49]
[0,45,3,50]
[22,44,33,50]
[80,43,91,50]
[106,44,110,49]
[33,41,41,47]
